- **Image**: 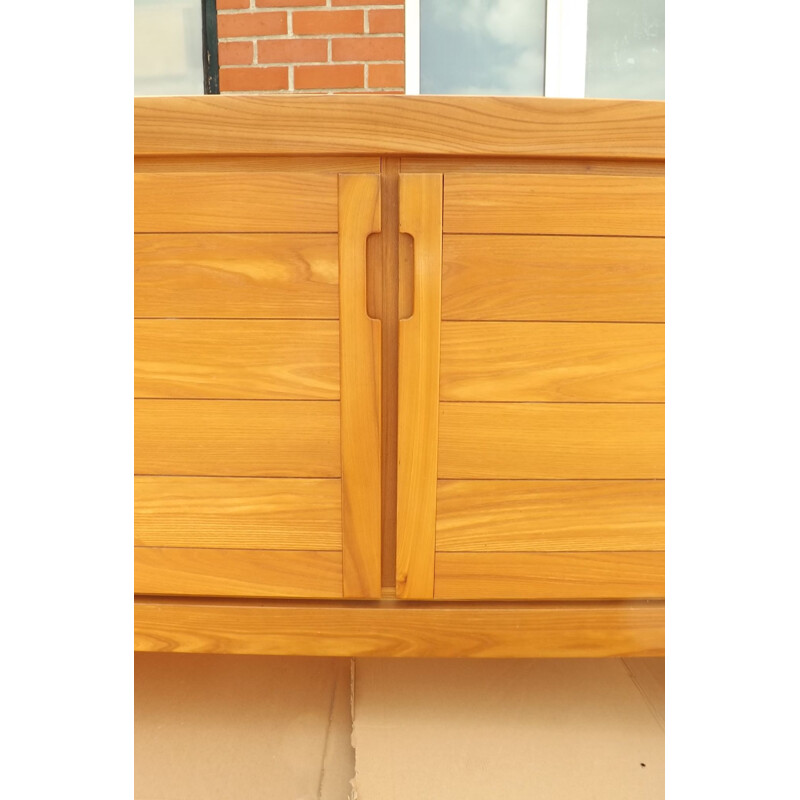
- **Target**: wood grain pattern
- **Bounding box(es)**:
[436,480,664,552]
[135,155,381,173]
[434,552,665,600]
[134,548,342,598]
[439,322,664,402]
[402,156,665,176]
[339,175,383,598]
[135,96,664,160]
[134,233,339,319]
[135,400,340,477]
[134,598,665,658]
[134,320,339,399]
[134,477,341,550]
[396,174,443,599]
[438,403,664,479]
[134,172,338,232]
[442,235,664,322]
[444,175,664,236]
[380,158,401,588]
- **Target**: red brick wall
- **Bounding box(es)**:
[217,1,405,94]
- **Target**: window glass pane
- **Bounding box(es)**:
[420,0,546,95]
[585,0,664,100]
[134,0,204,96]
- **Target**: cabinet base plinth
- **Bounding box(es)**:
[134,596,664,658]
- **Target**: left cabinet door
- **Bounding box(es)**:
[134,170,382,598]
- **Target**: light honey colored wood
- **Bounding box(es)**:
[134,233,339,319]
[402,156,665,176]
[436,480,664,552]
[339,175,383,598]
[434,553,665,600]
[132,97,665,648]
[438,403,664,479]
[380,158,401,588]
[135,548,342,598]
[396,174,443,599]
[134,172,338,232]
[134,477,341,550]
[135,155,381,173]
[134,598,665,658]
[134,320,339,400]
[439,322,664,402]
[135,400,340,477]
[135,96,664,160]
[444,175,664,236]
[442,235,664,322]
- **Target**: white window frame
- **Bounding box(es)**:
[405,0,589,98]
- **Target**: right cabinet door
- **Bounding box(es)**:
[397,171,665,600]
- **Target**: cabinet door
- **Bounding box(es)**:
[397,172,665,600]
[134,171,382,598]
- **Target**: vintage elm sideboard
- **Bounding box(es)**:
[134,95,664,657]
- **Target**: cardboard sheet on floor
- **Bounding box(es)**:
[134,653,353,800]
[352,658,665,800]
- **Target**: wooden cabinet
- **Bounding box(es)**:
[135,96,664,657]
[396,172,664,600]
[135,170,382,599]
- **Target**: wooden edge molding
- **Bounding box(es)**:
[134,96,665,160]
[134,597,664,658]
[339,175,383,598]
[396,174,443,599]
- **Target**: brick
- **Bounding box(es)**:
[217,12,287,39]
[332,0,403,5]
[368,62,404,89]
[369,9,404,34]
[332,36,404,62]
[220,67,289,92]
[256,0,324,6]
[217,0,249,9]
[293,10,363,35]
[258,38,328,64]
[219,41,254,66]
[295,63,364,89]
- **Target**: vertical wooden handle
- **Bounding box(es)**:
[339,174,382,598]
[396,173,443,599]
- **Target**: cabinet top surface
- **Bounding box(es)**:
[134,95,665,161]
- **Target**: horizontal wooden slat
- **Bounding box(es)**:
[440,322,664,402]
[135,155,381,173]
[402,156,665,176]
[434,553,665,600]
[134,477,341,550]
[442,235,664,322]
[135,96,664,160]
[444,175,664,236]
[135,320,339,399]
[436,480,664,552]
[134,172,338,232]
[134,234,339,319]
[438,403,664,479]
[134,598,665,657]
[134,548,342,598]
[135,400,340,477]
